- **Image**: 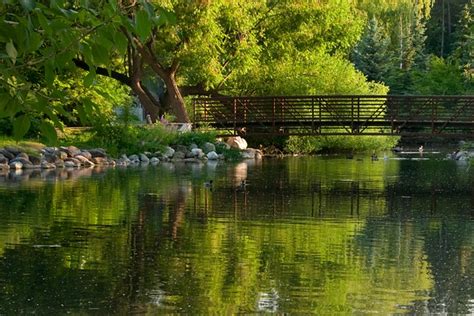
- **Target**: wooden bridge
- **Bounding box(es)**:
[192,95,474,138]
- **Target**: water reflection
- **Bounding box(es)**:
[0,157,472,314]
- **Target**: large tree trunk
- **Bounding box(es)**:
[162,72,190,123]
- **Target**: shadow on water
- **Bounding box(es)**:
[0,157,472,314]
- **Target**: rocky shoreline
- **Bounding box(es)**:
[0,136,263,171]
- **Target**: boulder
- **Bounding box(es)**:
[60,146,80,157]
[42,153,57,163]
[0,154,8,164]
[207,151,219,160]
[16,152,29,160]
[144,151,153,158]
[57,151,68,160]
[202,142,216,154]
[79,151,92,160]
[129,154,139,161]
[41,161,56,169]
[5,146,21,156]
[255,149,264,160]
[191,148,204,159]
[88,148,107,158]
[241,148,256,159]
[0,149,15,160]
[42,147,57,154]
[0,163,9,170]
[173,151,186,160]
[162,146,175,158]
[9,161,23,170]
[175,145,187,153]
[64,160,76,168]
[189,143,198,150]
[92,157,107,165]
[75,155,95,166]
[10,157,32,166]
[150,157,160,164]
[29,155,41,165]
[139,153,150,163]
[64,158,81,167]
[226,136,247,150]
[54,159,65,168]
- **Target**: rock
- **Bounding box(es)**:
[207,151,219,160]
[241,148,256,159]
[185,151,195,158]
[10,157,32,166]
[202,142,216,154]
[129,154,139,161]
[150,157,160,164]
[255,150,263,160]
[175,145,188,153]
[161,156,170,162]
[139,153,150,163]
[42,153,57,163]
[64,160,76,168]
[5,146,21,156]
[57,151,68,160]
[29,155,41,165]
[41,161,56,169]
[189,143,198,150]
[144,151,152,158]
[0,149,15,160]
[0,154,8,164]
[9,161,23,170]
[79,151,92,160]
[54,159,65,168]
[173,151,186,160]
[16,152,29,160]
[191,148,204,159]
[92,157,107,165]
[162,146,175,158]
[227,136,247,150]
[65,157,81,167]
[60,146,79,157]
[89,148,107,158]
[0,163,9,170]
[75,155,95,166]
[42,147,57,154]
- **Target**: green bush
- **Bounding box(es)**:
[285,135,399,154]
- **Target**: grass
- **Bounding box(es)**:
[0,136,45,157]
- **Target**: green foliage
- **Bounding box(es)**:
[352,17,392,83]
[172,130,218,147]
[412,56,467,95]
[285,135,399,154]
[235,51,388,96]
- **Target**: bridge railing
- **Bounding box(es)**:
[193,95,474,136]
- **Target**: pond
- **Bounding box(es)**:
[0,155,472,314]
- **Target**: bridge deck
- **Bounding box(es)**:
[193,95,474,137]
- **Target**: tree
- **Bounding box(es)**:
[351,17,392,82]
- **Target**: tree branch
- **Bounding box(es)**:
[73,58,131,86]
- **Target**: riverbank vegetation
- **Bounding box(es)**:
[0,0,472,153]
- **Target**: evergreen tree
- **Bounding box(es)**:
[351,17,392,82]
[451,1,473,83]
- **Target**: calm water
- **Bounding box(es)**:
[0,156,472,314]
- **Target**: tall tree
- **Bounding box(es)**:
[351,17,392,82]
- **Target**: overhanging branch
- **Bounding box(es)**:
[72,58,131,86]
